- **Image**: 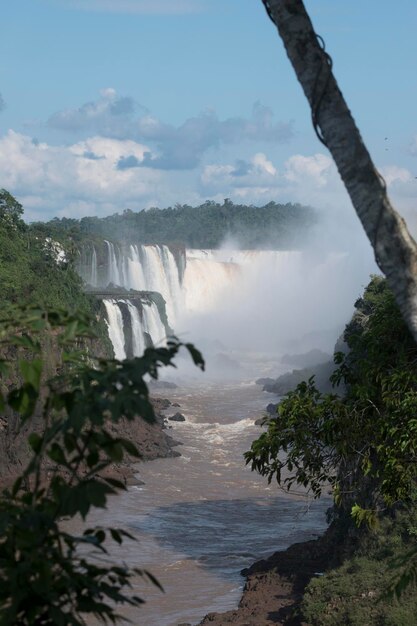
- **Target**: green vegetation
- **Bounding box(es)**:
[0,306,204,625]
[32,199,317,249]
[246,276,417,621]
[302,507,417,625]
[0,189,93,314]
[245,277,417,519]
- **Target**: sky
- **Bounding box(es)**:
[1,0,417,224]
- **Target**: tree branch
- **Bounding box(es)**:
[264,0,417,343]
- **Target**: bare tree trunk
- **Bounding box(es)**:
[263,0,417,343]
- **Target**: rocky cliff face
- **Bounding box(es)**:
[0,335,179,488]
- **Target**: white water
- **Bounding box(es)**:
[103,299,126,360]
[78,378,329,626]
[126,300,146,356]
[88,243,373,364]
[142,301,167,346]
[90,246,97,287]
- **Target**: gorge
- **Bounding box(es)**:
[70,234,374,625]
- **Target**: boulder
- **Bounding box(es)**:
[168,412,186,422]
[266,403,278,415]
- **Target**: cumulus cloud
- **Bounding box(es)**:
[47,91,293,169]
[48,88,144,135]
[59,0,206,14]
[200,152,345,207]
[284,153,333,187]
[4,123,415,240]
[0,130,160,220]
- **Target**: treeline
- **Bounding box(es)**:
[32,200,317,249]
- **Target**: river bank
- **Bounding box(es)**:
[197,533,332,626]
[0,396,179,490]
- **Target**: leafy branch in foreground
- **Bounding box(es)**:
[0,306,204,625]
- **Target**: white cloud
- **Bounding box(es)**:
[3,127,416,239]
[200,152,347,208]
[47,91,294,170]
[284,153,333,187]
[253,152,276,176]
[0,130,162,220]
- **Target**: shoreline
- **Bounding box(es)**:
[196,532,332,626]
[0,396,181,491]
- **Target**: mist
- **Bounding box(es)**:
[173,209,377,380]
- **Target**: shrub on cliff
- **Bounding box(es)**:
[245,276,417,522]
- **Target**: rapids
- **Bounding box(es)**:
[83,374,329,626]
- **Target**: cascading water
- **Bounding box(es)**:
[142,301,167,347]
[105,240,122,287]
[126,300,146,357]
[90,246,98,287]
[103,299,126,360]
[84,243,367,362]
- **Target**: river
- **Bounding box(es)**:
[83,369,329,626]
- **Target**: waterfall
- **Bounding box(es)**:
[127,244,147,291]
[103,296,168,359]
[87,244,355,358]
[142,301,167,347]
[105,240,122,286]
[126,300,146,356]
[103,299,126,360]
[90,247,98,287]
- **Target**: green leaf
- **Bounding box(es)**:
[185,343,205,370]
[19,358,43,391]
[10,333,41,352]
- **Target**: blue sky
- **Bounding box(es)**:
[1,0,416,222]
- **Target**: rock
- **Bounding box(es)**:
[172,402,181,407]
[255,377,275,386]
[262,361,338,396]
[159,398,171,409]
[168,412,186,422]
[149,380,178,390]
[281,348,331,368]
[254,417,267,426]
[266,403,278,415]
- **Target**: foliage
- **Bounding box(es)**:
[0,197,93,315]
[245,277,417,518]
[0,189,25,232]
[302,508,417,625]
[0,306,204,625]
[31,199,317,250]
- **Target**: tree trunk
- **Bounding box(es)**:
[263,0,417,343]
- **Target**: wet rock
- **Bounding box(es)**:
[255,377,274,387]
[149,380,178,390]
[254,417,267,426]
[266,403,278,415]
[168,412,186,422]
[172,402,181,407]
[281,348,331,368]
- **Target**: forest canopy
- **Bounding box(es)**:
[31,200,317,249]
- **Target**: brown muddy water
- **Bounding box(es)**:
[80,377,329,626]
